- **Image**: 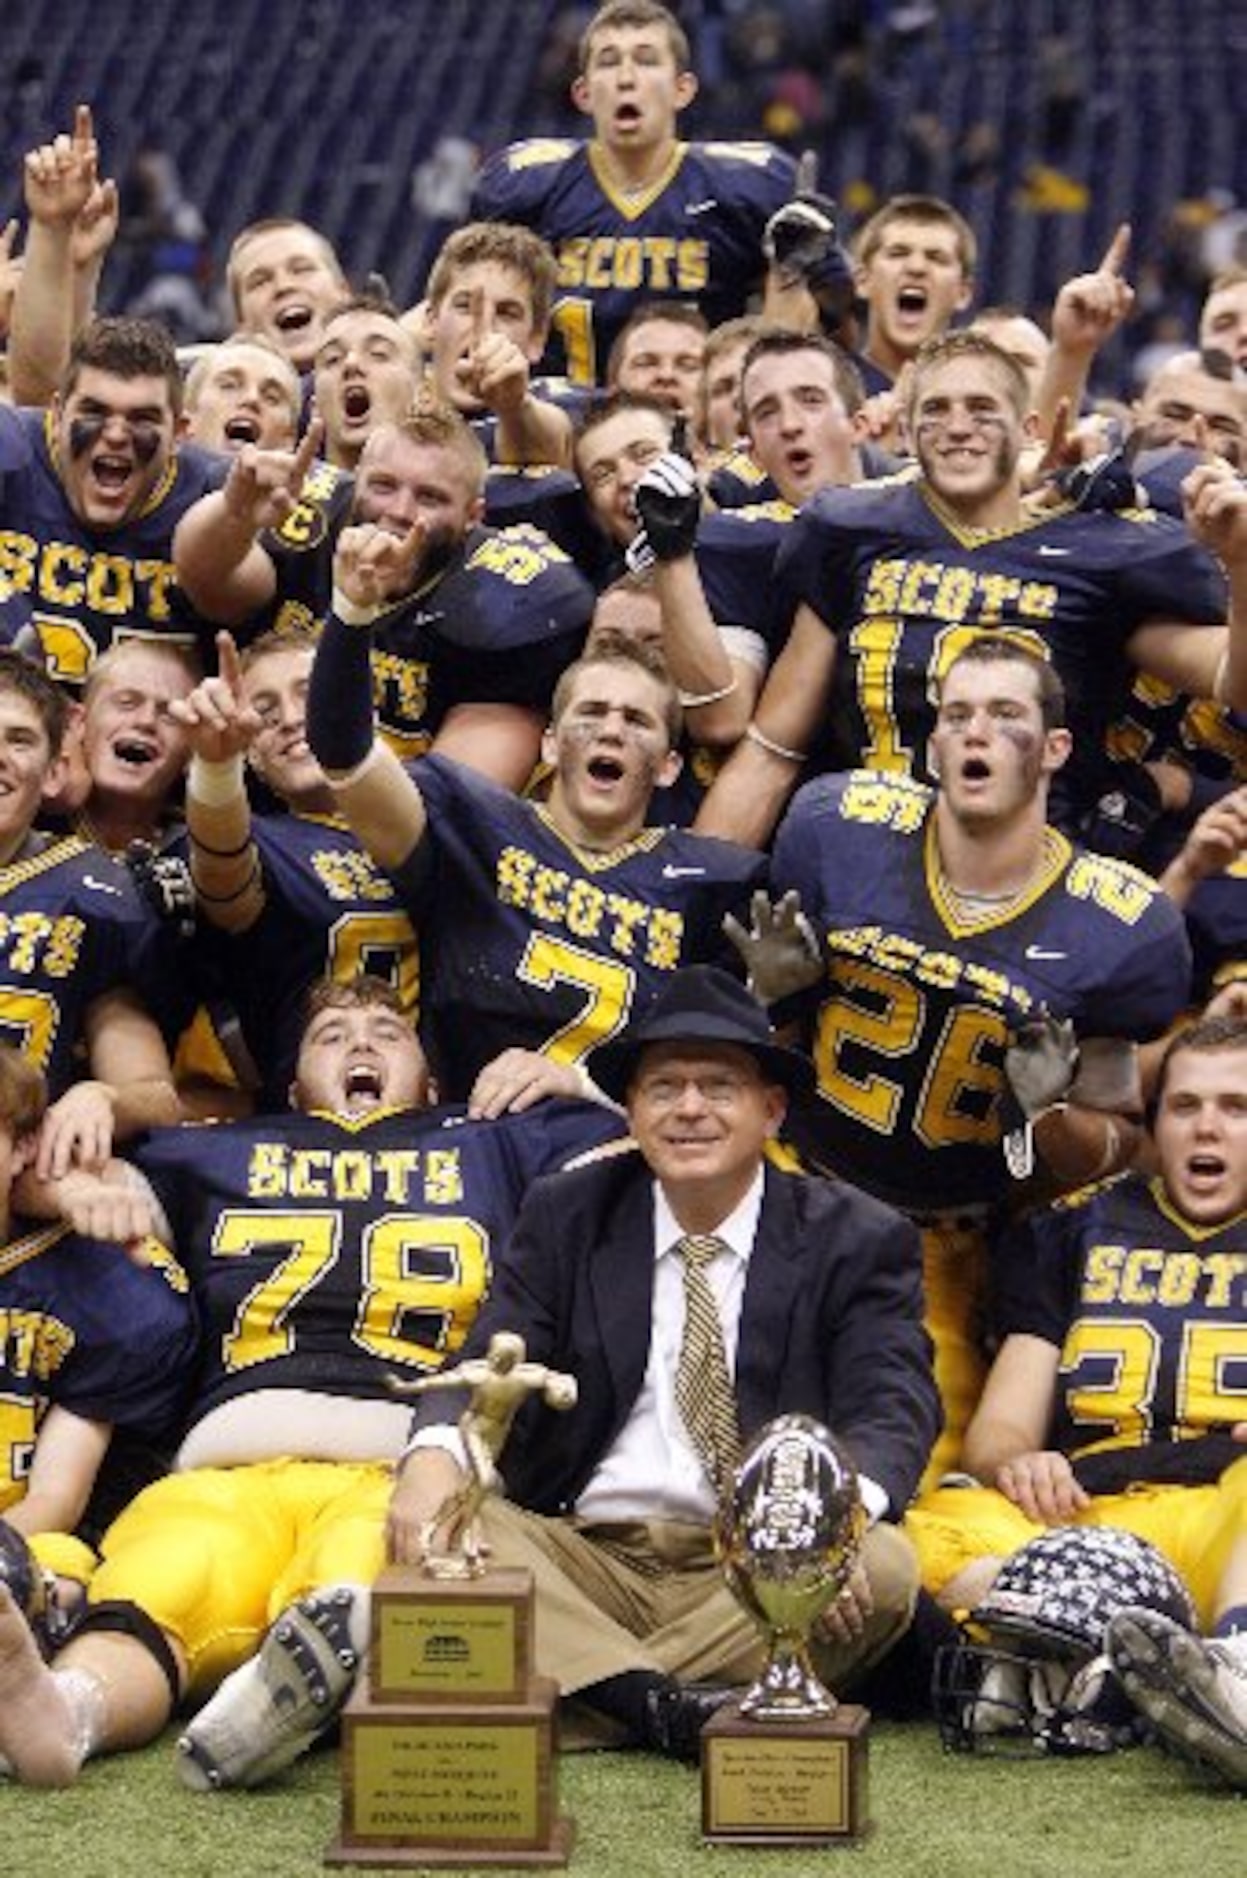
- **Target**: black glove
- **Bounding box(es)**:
[1052,450,1146,514]
[125,841,196,941]
[628,448,701,570]
[763,192,854,310]
[1078,763,1164,860]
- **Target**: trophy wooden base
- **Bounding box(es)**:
[326,1567,573,1870]
[700,1700,871,1845]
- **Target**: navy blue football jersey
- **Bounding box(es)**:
[397,754,767,1099]
[1186,855,1247,998]
[133,1098,621,1427]
[0,1220,194,1511]
[778,479,1227,828]
[0,407,227,688]
[0,834,179,1095]
[1108,671,1247,789]
[772,771,1192,1212]
[471,138,796,386]
[261,482,590,756]
[195,811,419,1109]
[993,1172,1247,1459]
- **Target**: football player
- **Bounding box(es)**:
[1200,267,1247,373]
[0,1044,193,1598]
[607,300,708,422]
[0,317,228,689]
[697,330,1246,848]
[0,975,621,1790]
[174,628,418,1111]
[60,637,201,854]
[735,640,1194,1481]
[226,217,348,376]
[419,221,575,468]
[182,335,301,457]
[307,586,767,1105]
[470,0,797,386]
[0,649,182,1172]
[903,1013,1247,1786]
[173,402,591,776]
[312,297,421,471]
[850,193,976,396]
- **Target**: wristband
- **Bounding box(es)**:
[746,722,808,765]
[678,678,738,708]
[187,754,246,808]
[331,587,386,629]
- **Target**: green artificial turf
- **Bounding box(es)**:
[0,1721,1241,1878]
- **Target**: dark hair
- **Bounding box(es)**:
[61,317,184,417]
[739,328,866,421]
[573,389,674,477]
[0,649,68,755]
[607,301,709,385]
[939,637,1067,731]
[1150,1013,1247,1124]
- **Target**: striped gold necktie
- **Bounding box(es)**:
[674,1234,742,1492]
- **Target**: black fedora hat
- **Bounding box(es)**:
[590,965,814,1102]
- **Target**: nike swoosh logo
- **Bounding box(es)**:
[1036,545,1070,557]
[1025,945,1066,960]
[685,200,718,215]
[662,865,706,878]
[82,874,123,896]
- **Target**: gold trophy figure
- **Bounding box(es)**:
[397,1332,578,1579]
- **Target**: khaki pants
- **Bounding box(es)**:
[476,1501,919,1747]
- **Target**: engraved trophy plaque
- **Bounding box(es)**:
[701,1413,871,1844]
[327,1335,575,1868]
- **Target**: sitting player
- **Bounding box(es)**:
[0,975,620,1790]
[0,1043,193,1610]
[905,1014,1247,1784]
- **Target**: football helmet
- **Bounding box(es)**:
[970,1525,1195,1659]
[933,1638,1142,1755]
[933,1527,1196,1756]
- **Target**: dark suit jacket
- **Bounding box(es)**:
[410,1150,940,1517]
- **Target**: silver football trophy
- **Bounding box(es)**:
[702,1414,871,1842]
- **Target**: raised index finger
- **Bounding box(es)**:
[1098,222,1131,276]
[215,629,244,695]
[468,284,487,345]
[289,411,324,490]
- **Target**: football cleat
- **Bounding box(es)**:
[1107,1609,1247,1789]
[176,1583,369,1791]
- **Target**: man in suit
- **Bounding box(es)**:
[388,965,940,1758]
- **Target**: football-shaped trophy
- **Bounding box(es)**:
[702,1415,871,1843]
[716,1413,866,1717]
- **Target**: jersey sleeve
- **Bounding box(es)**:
[429,529,591,716]
[469,140,577,226]
[989,1203,1081,1347]
[695,507,792,665]
[46,1236,196,1435]
[1116,518,1227,627]
[773,492,856,632]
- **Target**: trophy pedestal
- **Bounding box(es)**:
[700,1701,871,1845]
[326,1566,573,1869]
